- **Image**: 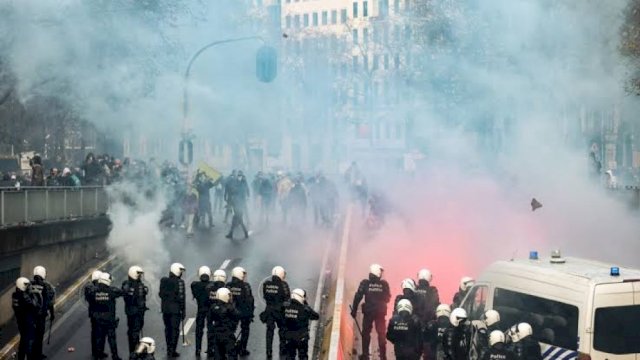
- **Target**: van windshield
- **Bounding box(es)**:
[594,305,640,354]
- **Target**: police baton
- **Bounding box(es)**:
[181,315,188,346]
[47,316,53,345]
[349,305,363,337]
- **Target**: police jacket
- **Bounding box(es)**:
[451,289,469,309]
[227,277,255,318]
[84,280,99,317]
[91,283,123,321]
[386,312,422,351]
[190,278,210,313]
[206,281,226,303]
[31,276,55,318]
[471,322,501,360]
[512,337,542,360]
[262,276,290,309]
[443,324,471,360]
[480,343,515,360]
[416,280,440,321]
[352,274,391,316]
[281,300,319,340]
[159,273,185,315]
[12,289,41,324]
[122,279,148,316]
[209,300,240,335]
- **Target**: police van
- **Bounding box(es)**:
[460,250,640,360]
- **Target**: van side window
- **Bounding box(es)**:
[461,285,488,320]
[493,288,579,350]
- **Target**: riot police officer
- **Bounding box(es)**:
[281,288,319,360]
[85,270,104,359]
[260,266,291,358]
[451,277,473,308]
[159,263,186,358]
[443,308,471,360]
[91,272,124,360]
[350,264,391,360]
[13,277,41,360]
[415,269,440,322]
[480,331,515,360]
[227,266,254,357]
[132,337,157,360]
[191,266,212,357]
[209,287,240,359]
[470,310,501,360]
[507,323,541,360]
[206,269,228,357]
[393,278,423,317]
[31,266,55,360]
[386,299,422,360]
[425,304,453,360]
[122,266,148,356]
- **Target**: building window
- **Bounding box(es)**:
[363,55,369,71]
[363,1,368,17]
[394,24,400,42]
[352,29,358,44]
[353,55,358,71]
[384,54,389,69]
[331,10,337,24]
[394,0,400,12]
[372,28,379,43]
[303,14,309,27]
[373,54,379,70]
[286,15,291,28]
[341,9,348,23]
[353,2,358,18]
[405,24,411,40]
[383,26,389,44]
[313,12,318,26]
[379,0,389,17]
[363,28,369,45]
[322,11,328,25]
[394,53,400,69]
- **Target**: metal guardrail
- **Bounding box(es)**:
[0,187,108,227]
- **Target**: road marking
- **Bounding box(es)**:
[220,259,231,270]
[180,317,196,336]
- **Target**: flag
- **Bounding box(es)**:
[196,162,222,182]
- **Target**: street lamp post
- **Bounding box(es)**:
[179,36,277,177]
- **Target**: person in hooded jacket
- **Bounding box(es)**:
[425,304,452,360]
[226,267,254,357]
[159,263,186,358]
[260,266,291,358]
[387,299,422,360]
[122,266,148,356]
[351,264,391,360]
[13,277,41,360]
[191,266,212,356]
[31,266,55,360]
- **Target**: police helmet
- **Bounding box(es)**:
[418,268,433,282]
[198,266,212,279]
[369,264,383,278]
[34,266,47,280]
[450,308,468,327]
[128,266,144,280]
[459,276,474,291]
[232,267,247,281]
[396,299,413,314]
[291,288,306,304]
[16,277,30,291]
[483,309,500,327]
[489,330,505,346]
[170,263,185,277]
[213,269,227,282]
[216,287,232,303]
[436,304,451,318]
[272,266,286,280]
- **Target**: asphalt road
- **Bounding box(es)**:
[40,218,333,360]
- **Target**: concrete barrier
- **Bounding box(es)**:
[327,204,355,360]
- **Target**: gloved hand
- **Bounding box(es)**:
[350,309,357,319]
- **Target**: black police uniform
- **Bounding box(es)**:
[351,274,391,360]
[480,343,516,360]
[260,275,291,357]
[205,280,227,356]
[386,311,422,360]
[511,336,542,360]
[91,282,124,360]
[227,277,255,356]
[85,279,104,358]
[281,299,319,360]
[424,315,452,360]
[451,289,468,309]
[470,323,501,360]
[416,280,440,323]
[209,299,241,360]
[122,277,149,354]
[159,273,186,357]
[443,323,471,360]
[12,285,41,360]
[393,290,424,318]
[191,275,211,355]
[31,275,55,360]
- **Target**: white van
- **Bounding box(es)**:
[460,251,640,360]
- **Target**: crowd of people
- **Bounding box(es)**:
[11,263,319,360]
[351,264,543,360]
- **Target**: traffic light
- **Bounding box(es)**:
[179,140,193,166]
[256,45,277,83]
